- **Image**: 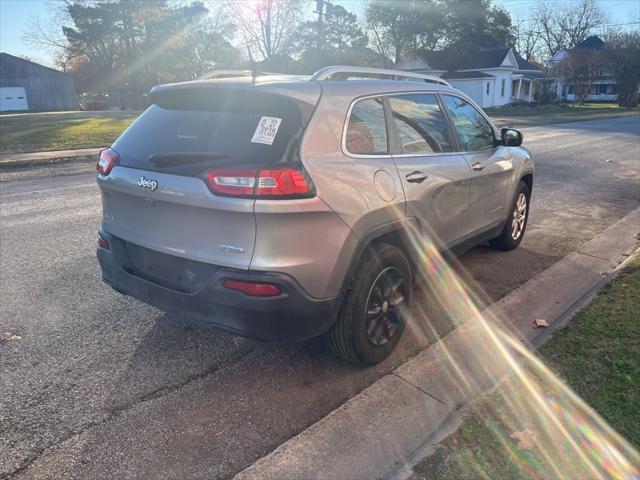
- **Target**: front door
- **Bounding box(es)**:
[387,93,471,249]
[441,94,514,234]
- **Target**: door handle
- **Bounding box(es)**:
[405,171,428,183]
[471,162,485,171]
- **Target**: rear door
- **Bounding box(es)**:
[388,93,471,248]
[99,88,309,269]
[441,94,514,234]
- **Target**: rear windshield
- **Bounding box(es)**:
[112,89,307,174]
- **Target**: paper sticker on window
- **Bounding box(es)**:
[251,117,282,145]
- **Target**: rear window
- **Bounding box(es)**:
[345,97,388,155]
[112,89,307,173]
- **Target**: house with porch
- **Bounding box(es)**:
[395,46,550,108]
[548,36,619,103]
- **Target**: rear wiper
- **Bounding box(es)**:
[148,152,229,168]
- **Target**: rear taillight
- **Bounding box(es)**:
[205,167,313,198]
[97,234,110,250]
[97,148,119,176]
[223,279,281,297]
[206,168,257,196]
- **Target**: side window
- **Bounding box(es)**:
[345,97,388,155]
[388,94,452,154]
[442,95,496,152]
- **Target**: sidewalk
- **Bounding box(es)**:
[0,147,102,169]
[235,208,640,480]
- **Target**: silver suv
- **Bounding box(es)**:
[96,66,533,365]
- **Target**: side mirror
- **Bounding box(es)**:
[501,127,523,147]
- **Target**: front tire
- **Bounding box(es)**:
[325,243,412,365]
[490,180,531,251]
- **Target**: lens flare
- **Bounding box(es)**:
[398,219,639,479]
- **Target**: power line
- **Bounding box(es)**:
[599,22,640,27]
[515,17,640,26]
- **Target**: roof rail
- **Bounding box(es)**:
[199,70,258,80]
[310,66,451,87]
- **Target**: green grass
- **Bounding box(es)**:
[486,103,624,116]
[411,258,640,480]
[540,259,640,445]
[571,103,625,109]
[487,103,639,127]
[0,112,137,153]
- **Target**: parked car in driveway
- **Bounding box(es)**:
[96,66,533,365]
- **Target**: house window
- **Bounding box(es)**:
[523,82,530,96]
[501,78,505,97]
[486,82,490,95]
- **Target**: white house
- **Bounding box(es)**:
[395,47,549,108]
[548,36,619,103]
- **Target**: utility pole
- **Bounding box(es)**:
[315,0,333,51]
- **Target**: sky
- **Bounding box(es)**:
[1,0,639,67]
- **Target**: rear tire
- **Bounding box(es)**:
[490,180,531,251]
[325,243,412,365]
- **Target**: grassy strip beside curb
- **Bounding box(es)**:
[488,105,639,128]
[410,257,640,479]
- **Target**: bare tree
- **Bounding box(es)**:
[558,47,607,104]
[224,0,303,59]
[23,1,120,72]
[23,1,79,52]
[534,0,607,57]
[603,29,640,106]
[514,19,540,62]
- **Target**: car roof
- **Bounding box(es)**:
[313,78,458,97]
[151,74,461,107]
[150,76,322,105]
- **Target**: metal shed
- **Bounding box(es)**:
[0,53,78,111]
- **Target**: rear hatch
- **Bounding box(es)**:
[98,85,316,270]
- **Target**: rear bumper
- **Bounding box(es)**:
[97,230,340,342]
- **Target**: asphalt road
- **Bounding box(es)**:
[1,116,639,479]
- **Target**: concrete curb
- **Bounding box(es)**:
[0,148,102,169]
[234,208,640,480]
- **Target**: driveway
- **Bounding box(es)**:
[1,115,638,479]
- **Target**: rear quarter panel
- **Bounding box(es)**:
[250,197,358,299]
[294,86,407,298]
[299,85,406,236]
